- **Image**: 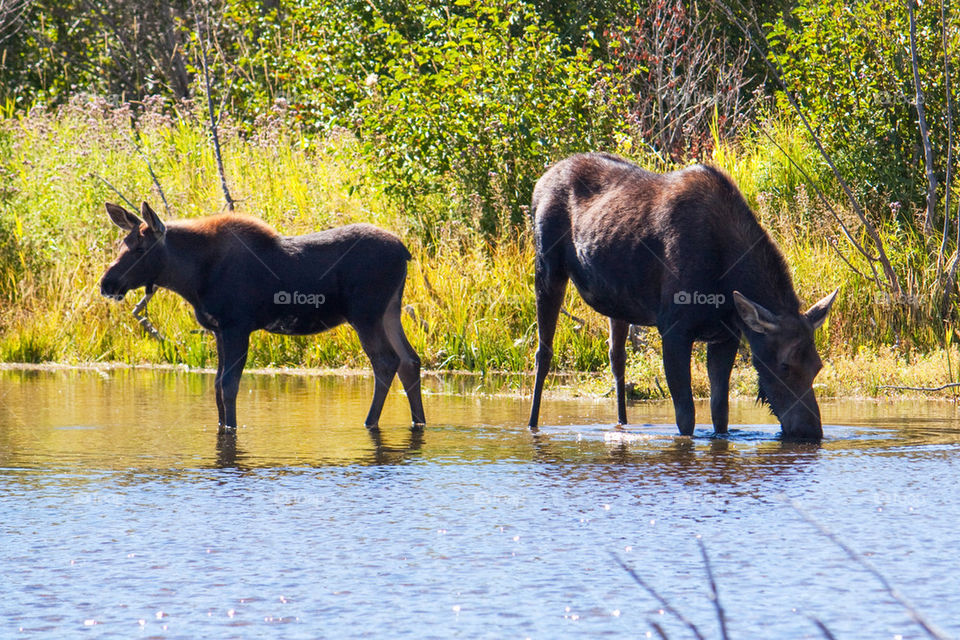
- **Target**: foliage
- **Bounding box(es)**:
[605,0,754,163]
[355,0,626,233]
[0,103,952,377]
[0,102,613,371]
[766,0,956,218]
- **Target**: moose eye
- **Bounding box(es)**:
[133,245,146,254]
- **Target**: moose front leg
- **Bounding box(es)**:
[608,318,630,425]
[707,337,739,435]
[661,334,695,436]
[215,329,250,430]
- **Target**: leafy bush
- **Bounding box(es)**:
[353,0,626,234]
[766,0,955,218]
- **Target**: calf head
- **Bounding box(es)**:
[733,289,838,441]
[100,202,167,301]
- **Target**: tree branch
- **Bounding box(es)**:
[908,0,938,236]
[714,0,901,295]
[610,552,706,640]
[192,0,234,211]
[878,382,960,392]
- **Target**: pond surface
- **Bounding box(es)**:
[1,367,959,639]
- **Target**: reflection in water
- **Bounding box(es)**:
[215,429,242,469]
[367,427,425,466]
[1,367,960,639]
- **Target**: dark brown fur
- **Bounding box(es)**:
[100,203,425,430]
[528,153,836,440]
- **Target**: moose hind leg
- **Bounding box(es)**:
[381,294,425,427]
[529,259,567,430]
[707,337,739,435]
[609,318,630,425]
[355,322,401,429]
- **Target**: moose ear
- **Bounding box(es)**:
[105,202,142,231]
[805,288,839,330]
[140,201,166,237]
[733,291,780,334]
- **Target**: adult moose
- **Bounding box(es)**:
[100,202,425,431]
[528,153,837,440]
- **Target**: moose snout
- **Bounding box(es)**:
[99,276,126,301]
[779,393,823,441]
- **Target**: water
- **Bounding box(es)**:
[2,367,959,639]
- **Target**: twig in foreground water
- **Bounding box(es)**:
[786,498,949,640]
[610,551,706,640]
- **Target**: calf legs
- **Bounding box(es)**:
[215,328,250,430]
[355,291,426,429]
[381,296,426,426]
[355,323,400,429]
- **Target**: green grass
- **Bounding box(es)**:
[0,97,957,397]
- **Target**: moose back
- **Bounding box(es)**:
[527,153,836,440]
[100,202,425,430]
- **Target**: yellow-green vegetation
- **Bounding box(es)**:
[0,100,957,398]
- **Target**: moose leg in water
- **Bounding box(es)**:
[608,318,630,426]
[528,246,568,430]
[661,333,695,436]
[216,328,250,430]
[354,320,401,428]
[214,331,225,426]
[706,336,740,434]
[380,285,426,425]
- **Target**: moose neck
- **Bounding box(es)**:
[721,211,801,317]
[152,225,212,308]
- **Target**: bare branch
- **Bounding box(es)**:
[132,289,167,342]
[124,118,171,217]
[754,121,881,271]
[807,615,839,640]
[878,382,960,392]
[191,0,234,211]
[89,172,138,212]
[908,0,938,236]
[0,0,32,44]
[937,0,953,276]
[697,537,730,640]
[714,0,901,296]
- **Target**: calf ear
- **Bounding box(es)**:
[733,291,779,334]
[140,201,166,237]
[105,203,142,231]
[805,288,838,330]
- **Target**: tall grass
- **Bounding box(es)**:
[0,97,954,395]
[0,97,610,372]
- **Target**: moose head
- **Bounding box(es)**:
[99,202,167,301]
[733,289,838,441]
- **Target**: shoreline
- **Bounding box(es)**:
[2,359,959,402]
